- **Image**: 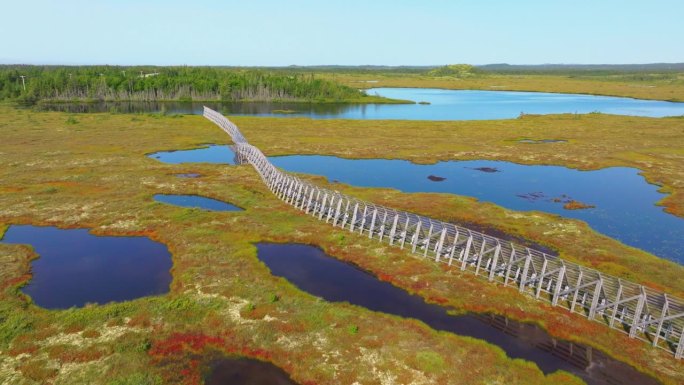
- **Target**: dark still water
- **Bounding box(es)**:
[149,145,683,263]
[149,144,237,165]
[256,243,659,385]
[205,358,298,385]
[33,88,684,120]
[0,225,172,309]
[270,155,683,263]
[154,194,243,211]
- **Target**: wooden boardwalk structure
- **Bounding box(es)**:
[203,106,684,359]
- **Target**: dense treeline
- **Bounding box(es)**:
[0,66,368,103]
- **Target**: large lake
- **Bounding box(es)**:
[34,88,684,120]
[149,146,684,263]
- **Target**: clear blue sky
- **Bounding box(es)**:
[1,0,682,66]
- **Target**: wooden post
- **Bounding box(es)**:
[319,193,328,220]
[388,214,399,245]
[447,228,460,266]
[378,212,389,241]
[652,295,669,347]
[676,326,684,359]
[535,258,549,299]
[325,194,335,223]
[368,209,378,239]
[341,200,351,228]
[399,217,410,249]
[474,239,487,275]
[487,244,501,282]
[434,227,447,262]
[570,271,584,313]
[629,290,647,338]
[411,220,422,253]
[359,205,368,235]
[349,203,359,232]
[588,275,604,319]
[518,252,532,293]
[423,223,434,257]
[332,198,343,226]
[551,265,566,306]
[609,282,624,328]
[305,188,315,213]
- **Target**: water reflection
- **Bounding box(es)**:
[30,88,684,120]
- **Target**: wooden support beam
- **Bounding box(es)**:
[388,214,399,245]
[399,216,410,249]
[411,220,422,253]
[588,275,604,319]
[551,264,566,306]
[608,282,624,328]
[676,327,684,359]
[319,193,328,220]
[652,296,669,347]
[423,223,434,257]
[535,258,549,299]
[368,209,378,239]
[503,247,518,287]
[487,243,501,282]
[518,251,533,292]
[349,203,359,232]
[434,227,447,262]
[471,239,485,275]
[378,212,389,241]
[629,290,647,338]
[358,205,368,234]
[332,198,343,226]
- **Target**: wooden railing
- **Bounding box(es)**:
[203,106,684,359]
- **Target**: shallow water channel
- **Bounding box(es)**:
[32,88,684,120]
[149,145,684,263]
[257,243,659,385]
[154,194,243,211]
[0,225,172,309]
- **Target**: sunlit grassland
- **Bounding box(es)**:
[319,72,684,102]
[0,107,682,384]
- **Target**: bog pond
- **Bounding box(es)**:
[0,225,172,309]
[149,145,684,263]
[256,243,659,385]
[205,357,299,385]
[33,88,684,120]
[154,194,243,211]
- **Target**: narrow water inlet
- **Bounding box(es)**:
[256,243,661,385]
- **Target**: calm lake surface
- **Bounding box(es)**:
[34,88,684,120]
[149,146,683,263]
[0,225,172,309]
[256,243,659,385]
[154,194,242,211]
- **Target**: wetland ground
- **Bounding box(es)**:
[0,106,682,384]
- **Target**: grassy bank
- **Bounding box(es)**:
[319,72,684,102]
[1,108,682,384]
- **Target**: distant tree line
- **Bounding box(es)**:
[0,66,368,103]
